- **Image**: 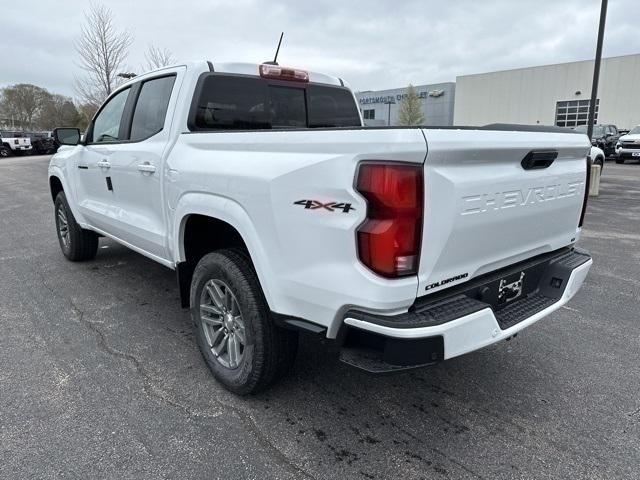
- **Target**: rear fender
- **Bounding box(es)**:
[172,192,278,311]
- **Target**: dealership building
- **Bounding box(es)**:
[355,83,456,127]
[356,54,640,130]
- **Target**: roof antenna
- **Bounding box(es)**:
[264,32,284,65]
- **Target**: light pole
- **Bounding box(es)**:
[587,0,607,140]
[384,98,396,126]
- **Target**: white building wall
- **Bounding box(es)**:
[355,83,456,126]
[454,54,640,129]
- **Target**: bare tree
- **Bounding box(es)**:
[36,94,82,130]
[0,84,50,130]
[144,45,175,71]
[74,3,133,106]
[397,85,425,126]
[76,103,99,131]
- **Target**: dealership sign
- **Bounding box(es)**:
[358,89,445,105]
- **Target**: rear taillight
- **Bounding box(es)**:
[356,162,423,278]
[579,155,592,227]
[259,64,309,82]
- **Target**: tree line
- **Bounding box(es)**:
[0,3,173,133]
[0,84,95,132]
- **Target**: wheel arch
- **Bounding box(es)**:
[174,196,278,311]
[48,169,88,227]
[49,175,64,202]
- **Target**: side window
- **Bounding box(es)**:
[130,76,176,141]
[92,88,130,143]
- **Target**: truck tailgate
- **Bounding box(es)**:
[417,128,589,297]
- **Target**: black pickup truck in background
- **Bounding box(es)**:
[574,124,621,157]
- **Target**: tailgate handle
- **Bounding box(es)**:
[521,150,558,170]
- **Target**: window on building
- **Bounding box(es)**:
[363,109,375,120]
[555,99,598,128]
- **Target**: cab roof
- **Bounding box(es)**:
[122,61,345,88]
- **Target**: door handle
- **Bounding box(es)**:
[137,162,156,173]
[97,159,111,169]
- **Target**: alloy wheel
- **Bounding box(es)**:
[56,205,70,248]
[199,279,246,369]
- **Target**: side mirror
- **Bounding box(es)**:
[53,127,81,146]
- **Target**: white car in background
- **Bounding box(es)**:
[590,146,605,169]
[0,131,32,157]
[615,125,640,164]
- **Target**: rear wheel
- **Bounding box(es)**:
[54,192,99,261]
[191,249,298,395]
[615,157,624,164]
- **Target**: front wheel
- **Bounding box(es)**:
[191,250,298,395]
[615,158,624,164]
[54,192,99,261]
[0,147,10,157]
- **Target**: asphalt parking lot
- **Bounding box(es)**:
[1,155,639,479]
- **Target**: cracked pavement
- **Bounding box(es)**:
[1,155,639,479]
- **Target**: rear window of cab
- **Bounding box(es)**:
[188,74,361,131]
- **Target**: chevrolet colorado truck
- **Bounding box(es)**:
[48,61,593,394]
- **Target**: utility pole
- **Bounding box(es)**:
[587,0,607,140]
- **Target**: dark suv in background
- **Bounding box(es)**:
[29,132,57,155]
[574,124,620,157]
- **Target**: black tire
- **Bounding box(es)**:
[190,249,298,395]
[595,157,604,171]
[0,147,11,157]
[615,158,624,164]
[54,192,99,261]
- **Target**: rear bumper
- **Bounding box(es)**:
[340,248,592,372]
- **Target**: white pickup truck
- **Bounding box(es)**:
[49,61,593,394]
[1,131,32,156]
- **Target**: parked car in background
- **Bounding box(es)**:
[590,146,605,169]
[1,131,32,156]
[29,132,57,155]
[574,124,620,157]
[615,125,640,164]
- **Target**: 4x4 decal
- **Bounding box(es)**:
[294,199,355,213]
